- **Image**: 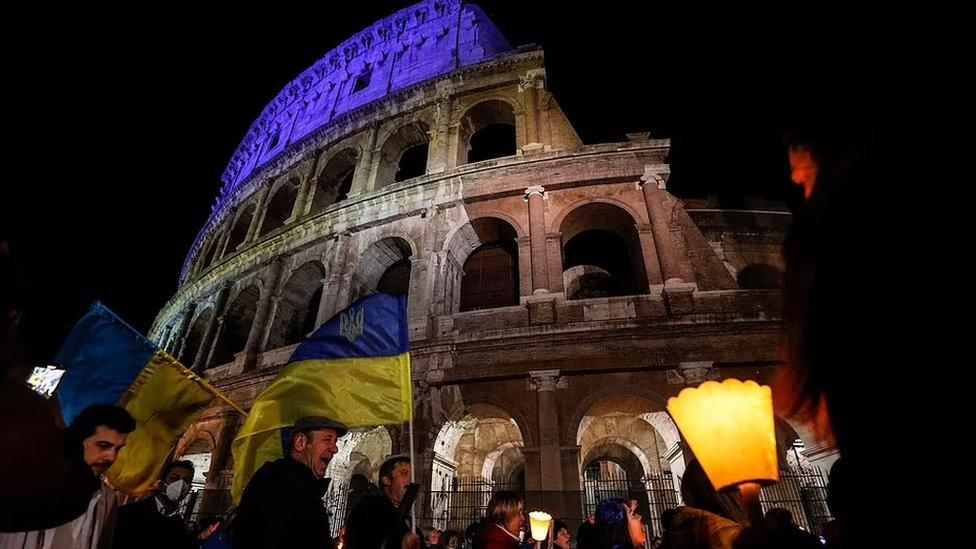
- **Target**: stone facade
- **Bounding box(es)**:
[152,0,830,530]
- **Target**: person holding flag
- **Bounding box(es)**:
[2,300,241,548]
[231,292,414,549]
[54,301,242,497]
[232,416,347,549]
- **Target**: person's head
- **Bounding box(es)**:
[66,404,135,476]
[623,500,647,546]
[660,508,677,534]
[349,472,371,491]
[553,520,571,549]
[289,416,347,479]
[159,459,194,502]
[442,530,462,549]
[486,490,524,536]
[378,454,412,504]
[424,527,441,546]
[594,499,646,548]
[764,507,795,530]
[464,522,480,544]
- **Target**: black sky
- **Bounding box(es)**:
[3,2,889,362]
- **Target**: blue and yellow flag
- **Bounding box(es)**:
[231,293,412,502]
[56,302,229,495]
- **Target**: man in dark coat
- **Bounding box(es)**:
[344,454,421,549]
[233,416,347,549]
[114,459,197,549]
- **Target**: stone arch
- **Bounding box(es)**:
[265,261,328,349]
[210,284,260,367]
[452,94,523,125]
[455,99,517,165]
[178,431,216,489]
[180,306,213,366]
[579,440,652,527]
[328,426,394,487]
[565,387,671,448]
[558,202,650,298]
[577,415,668,476]
[550,197,646,235]
[375,121,430,188]
[430,402,526,528]
[350,236,414,302]
[442,211,525,259]
[223,203,256,257]
[310,147,359,213]
[582,440,648,474]
[443,216,521,312]
[576,393,681,534]
[481,442,524,484]
[258,176,301,238]
[197,234,222,275]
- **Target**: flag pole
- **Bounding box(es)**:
[409,417,417,533]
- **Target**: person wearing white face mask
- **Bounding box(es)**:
[113,460,197,549]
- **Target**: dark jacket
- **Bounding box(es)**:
[344,492,415,549]
[0,380,99,532]
[472,522,520,549]
[113,496,195,549]
[232,456,335,549]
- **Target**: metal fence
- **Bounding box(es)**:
[183,467,833,538]
[760,468,832,534]
[581,470,678,538]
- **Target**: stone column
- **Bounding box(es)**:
[519,69,547,154]
[524,186,549,294]
[515,236,533,301]
[350,124,379,199]
[198,412,242,516]
[212,228,232,264]
[545,232,564,294]
[635,223,665,287]
[192,285,230,372]
[244,187,271,246]
[290,169,316,222]
[407,256,431,341]
[529,370,564,490]
[638,167,694,285]
[518,70,544,153]
[320,234,353,319]
[313,277,332,328]
[242,259,285,370]
[427,90,452,174]
[158,324,173,351]
[171,304,196,361]
[527,370,580,520]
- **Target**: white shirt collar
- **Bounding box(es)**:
[154,495,181,517]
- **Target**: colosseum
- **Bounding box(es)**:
[149,0,835,536]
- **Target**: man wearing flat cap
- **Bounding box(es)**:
[233,416,348,549]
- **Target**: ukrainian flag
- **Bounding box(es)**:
[56,302,228,495]
[231,293,412,503]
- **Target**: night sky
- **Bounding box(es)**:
[3,2,886,363]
